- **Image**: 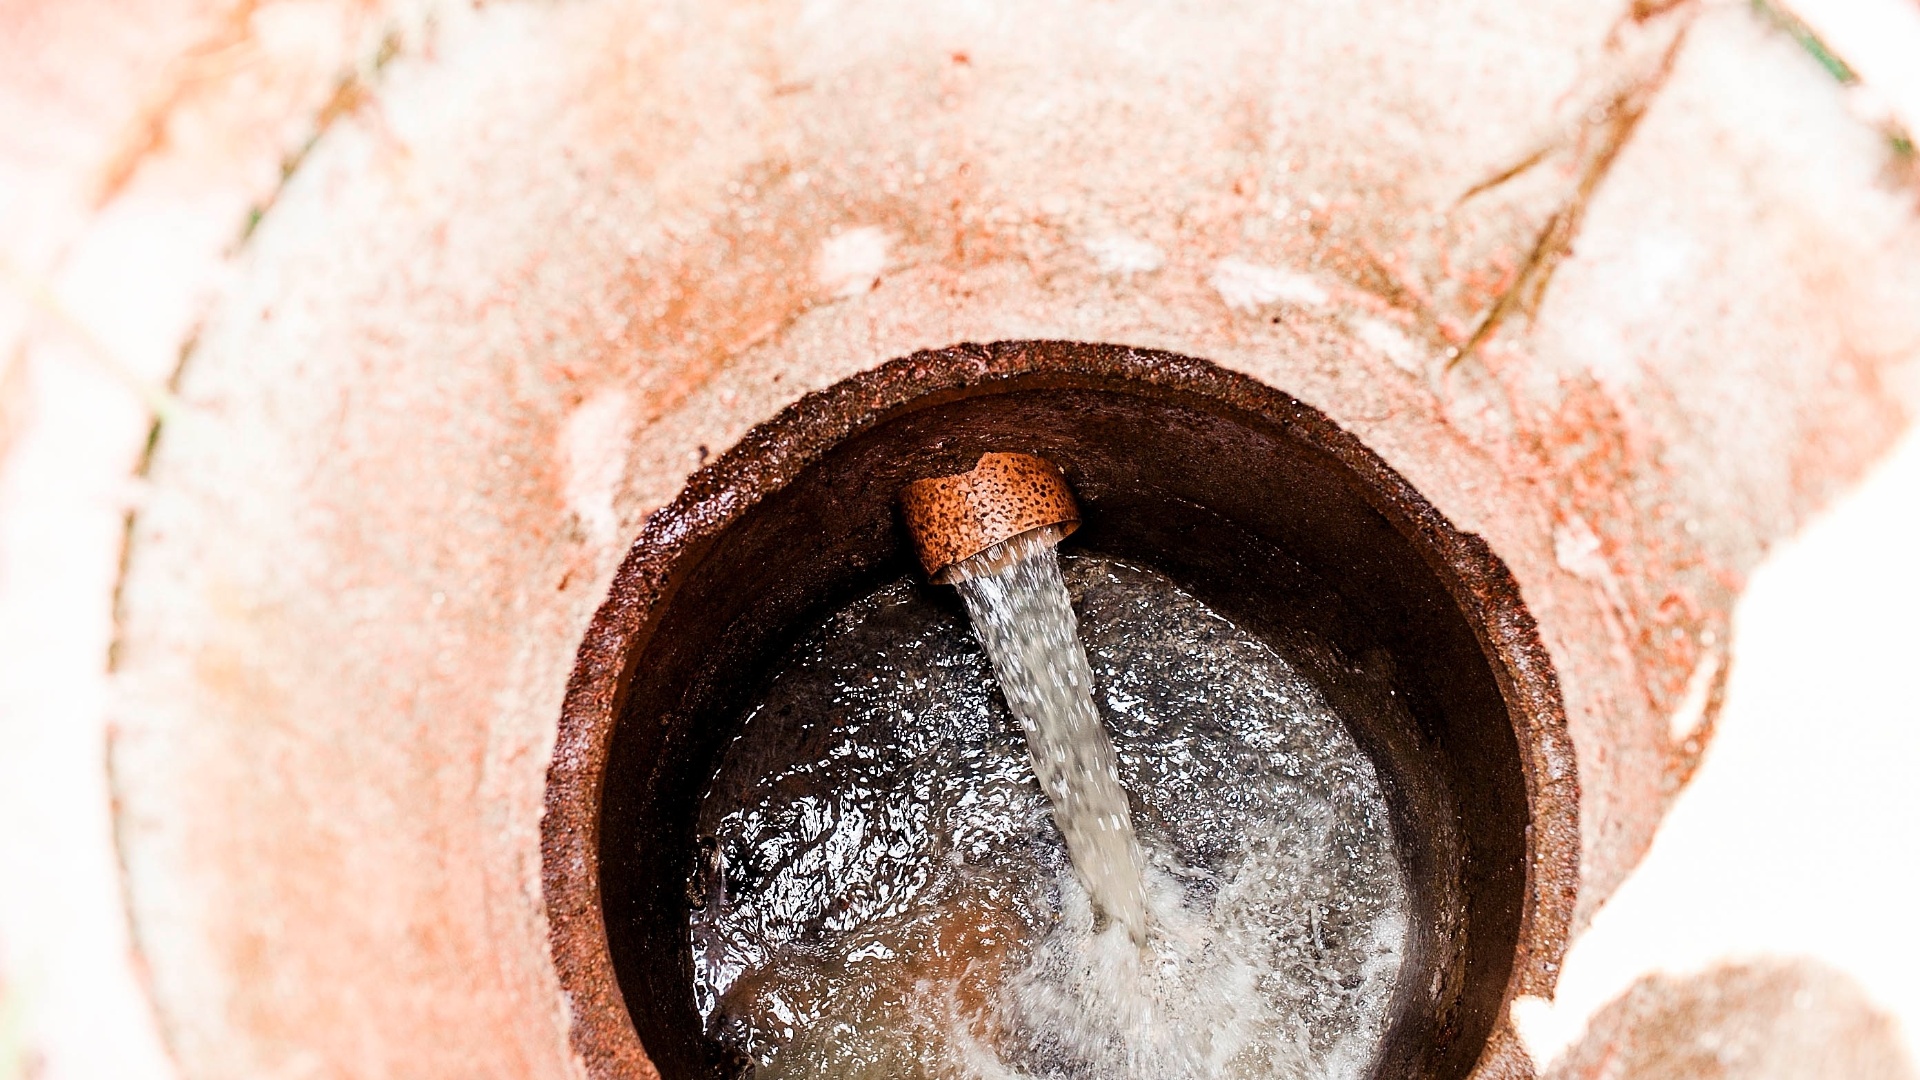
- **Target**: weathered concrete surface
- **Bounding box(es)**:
[68,0,1920,1077]
[1512,425,1920,1074]
[0,2,422,1078]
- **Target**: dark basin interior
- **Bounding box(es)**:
[549,343,1571,1080]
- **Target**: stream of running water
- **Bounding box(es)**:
[949,525,1150,945]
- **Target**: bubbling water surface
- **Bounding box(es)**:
[689,547,1410,1079]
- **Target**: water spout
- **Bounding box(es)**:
[901,454,1150,944]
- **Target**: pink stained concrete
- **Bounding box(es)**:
[2,0,1918,1077]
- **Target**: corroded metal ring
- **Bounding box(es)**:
[899,452,1080,581]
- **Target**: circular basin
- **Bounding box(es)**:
[543,340,1577,1079]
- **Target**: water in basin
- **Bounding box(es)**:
[688,545,1409,1079]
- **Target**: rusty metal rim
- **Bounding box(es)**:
[541,340,1579,1079]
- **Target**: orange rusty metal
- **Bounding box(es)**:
[899,451,1080,581]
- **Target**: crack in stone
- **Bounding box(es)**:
[1454,16,1695,366]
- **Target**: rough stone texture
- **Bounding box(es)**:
[1504,425,1920,1072]
[0,2,428,1078]
[97,0,1920,1078]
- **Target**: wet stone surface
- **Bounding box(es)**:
[690,553,1410,1079]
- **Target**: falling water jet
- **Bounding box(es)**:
[900,452,1150,945]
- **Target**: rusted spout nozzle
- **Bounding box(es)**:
[899,452,1080,582]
